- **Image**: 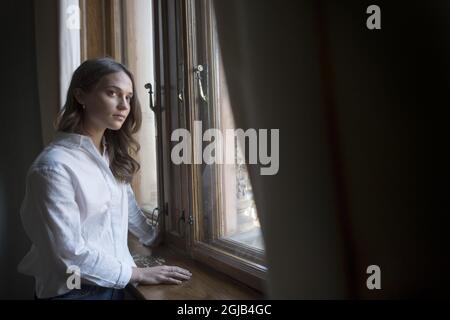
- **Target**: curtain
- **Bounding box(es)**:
[212,0,349,299]
[34,0,60,146]
[34,0,81,146]
[58,0,81,109]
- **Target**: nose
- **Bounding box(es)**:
[118,96,129,110]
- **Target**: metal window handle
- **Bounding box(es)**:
[145,82,166,112]
[144,83,156,113]
[194,65,207,102]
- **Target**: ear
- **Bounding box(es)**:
[73,88,85,105]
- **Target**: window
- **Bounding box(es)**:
[79,0,160,220]
[154,0,267,291]
[192,1,265,260]
[79,0,267,292]
[121,0,160,218]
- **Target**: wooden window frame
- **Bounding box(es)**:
[80,0,267,294]
[186,0,267,292]
[79,0,124,61]
[154,0,267,293]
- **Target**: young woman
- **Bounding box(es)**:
[18,57,191,300]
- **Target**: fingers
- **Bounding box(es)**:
[166,266,192,276]
[160,275,182,285]
[174,266,192,277]
[164,266,192,284]
[140,265,192,285]
[172,272,191,281]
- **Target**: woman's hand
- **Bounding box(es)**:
[131,266,192,285]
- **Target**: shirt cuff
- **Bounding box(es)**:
[116,263,133,288]
[139,233,157,246]
[138,220,157,246]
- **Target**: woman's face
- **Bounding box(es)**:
[76,71,134,131]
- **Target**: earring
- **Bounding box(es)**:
[82,105,86,109]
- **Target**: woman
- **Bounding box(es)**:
[18,57,191,300]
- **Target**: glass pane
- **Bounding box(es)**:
[124,0,159,221]
[199,4,265,256]
[220,105,264,251]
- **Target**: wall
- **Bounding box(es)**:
[324,0,450,298]
[0,0,44,299]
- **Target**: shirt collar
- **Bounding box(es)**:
[53,131,108,158]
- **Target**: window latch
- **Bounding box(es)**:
[145,82,162,113]
[194,65,208,103]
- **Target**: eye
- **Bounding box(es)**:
[126,95,132,101]
[108,90,117,97]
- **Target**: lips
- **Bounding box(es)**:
[113,115,126,121]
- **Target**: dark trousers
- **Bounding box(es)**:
[35,285,125,300]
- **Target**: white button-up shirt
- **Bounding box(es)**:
[18,131,157,299]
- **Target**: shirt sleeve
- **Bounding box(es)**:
[126,183,158,246]
[20,166,132,289]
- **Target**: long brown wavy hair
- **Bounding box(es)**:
[55,57,142,184]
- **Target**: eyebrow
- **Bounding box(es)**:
[104,85,133,96]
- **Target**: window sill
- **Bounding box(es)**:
[127,234,264,300]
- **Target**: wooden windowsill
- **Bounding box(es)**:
[127,235,264,300]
